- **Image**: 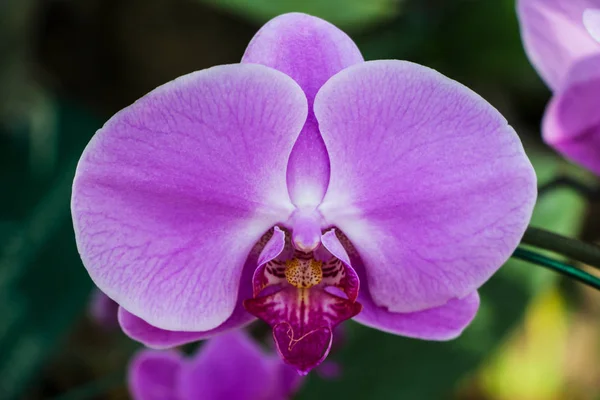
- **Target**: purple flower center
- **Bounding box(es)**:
[244,225,361,374]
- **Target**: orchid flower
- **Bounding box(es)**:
[517,0,600,174]
[72,13,536,374]
[129,330,301,400]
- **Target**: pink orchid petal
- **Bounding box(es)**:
[242,13,363,102]
[354,291,480,340]
[517,0,600,90]
[320,230,360,302]
[543,54,600,175]
[315,60,536,313]
[253,227,287,296]
[584,9,600,43]
[72,64,307,331]
[333,233,479,339]
[118,228,288,348]
[243,13,364,208]
[118,305,254,349]
[257,227,287,266]
[245,287,361,374]
[179,331,284,400]
[128,350,183,400]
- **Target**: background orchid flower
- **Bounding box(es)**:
[129,330,301,400]
[89,288,119,330]
[517,0,600,174]
[71,13,536,374]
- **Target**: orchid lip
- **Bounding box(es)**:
[244,226,361,374]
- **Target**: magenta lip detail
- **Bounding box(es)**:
[244,228,362,374]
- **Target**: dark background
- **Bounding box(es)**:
[1,0,599,399]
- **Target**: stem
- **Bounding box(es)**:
[513,248,600,290]
[521,227,600,270]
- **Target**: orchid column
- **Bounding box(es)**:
[72,13,537,374]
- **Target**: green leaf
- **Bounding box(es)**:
[298,151,587,399]
[0,102,102,400]
[430,0,542,89]
[195,0,401,31]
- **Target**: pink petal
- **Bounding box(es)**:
[117,228,287,348]
[243,13,364,208]
[314,60,536,313]
[118,305,254,349]
[252,226,288,296]
[339,239,479,339]
[72,64,307,331]
[543,54,600,175]
[242,13,363,102]
[354,291,480,340]
[517,0,600,90]
[179,331,283,399]
[128,350,183,400]
[320,229,360,302]
[584,8,600,43]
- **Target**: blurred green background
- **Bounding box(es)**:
[1,0,599,399]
